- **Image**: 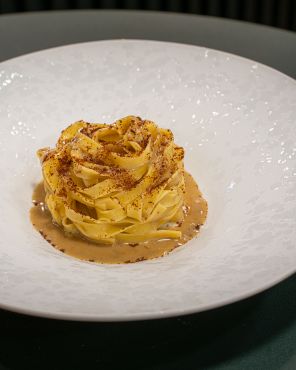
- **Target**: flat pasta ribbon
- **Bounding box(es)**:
[37,116,185,244]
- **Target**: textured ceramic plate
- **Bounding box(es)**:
[0,40,295,321]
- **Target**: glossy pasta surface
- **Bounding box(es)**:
[38,116,186,244]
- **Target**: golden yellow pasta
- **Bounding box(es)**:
[37,116,186,244]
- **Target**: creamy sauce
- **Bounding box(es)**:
[30,172,208,264]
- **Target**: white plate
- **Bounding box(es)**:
[0,40,295,321]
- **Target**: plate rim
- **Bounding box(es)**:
[0,38,295,86]
[0,269,294,321]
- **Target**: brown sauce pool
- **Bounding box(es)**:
[30,172,208,264]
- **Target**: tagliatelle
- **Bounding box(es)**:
[37,116,186,244]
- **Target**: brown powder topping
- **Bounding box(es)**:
[38,116,187,239]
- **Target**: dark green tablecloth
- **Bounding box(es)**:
[0,10,295,370]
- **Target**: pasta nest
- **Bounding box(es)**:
[38,116,185,243]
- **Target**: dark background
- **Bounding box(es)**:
[0,3,296,370]
[0,0,296,32]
